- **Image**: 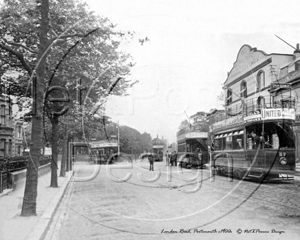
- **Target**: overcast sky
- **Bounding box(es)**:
[3,0,299,143]
[84,0,300,143]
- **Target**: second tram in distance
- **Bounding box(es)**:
[152,137,165,161]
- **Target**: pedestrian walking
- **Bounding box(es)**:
[148,153,154,171]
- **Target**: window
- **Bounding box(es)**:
[0,105,5,126]
[17,126,22,138]
[214,131,244,151]
[226,89,232,105]
[214,136,226,151]
[233,131,244,149]
[240,81,247,98]
[256,71,265,92]
[8,140,12,157]
[0,105,5,115]
[0,139,5,158]
[178,143,185,153]
[18,146,21,155]
[186,143,191,152]
[246,122,294,149]
[257,96,265,109]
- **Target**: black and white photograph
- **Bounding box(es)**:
[0,0,300,239]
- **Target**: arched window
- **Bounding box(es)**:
[257,96,265,109]
[240,81,247,98]
[257,71,265,92]
[227,89,232,105]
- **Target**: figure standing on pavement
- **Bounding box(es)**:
[170,152,175,166]
[148,153,154,171]
[166,151,169,166]
[171,151,178,167]
[109,149,115,163]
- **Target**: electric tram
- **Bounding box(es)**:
[209,93,296,181]
[152,137,165,161]
[89,140,118,164]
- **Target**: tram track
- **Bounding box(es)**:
[167,168,300,213]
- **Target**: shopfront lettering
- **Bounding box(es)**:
[262,109,295,120]
[263,109,282,118]
[212,108,295,130]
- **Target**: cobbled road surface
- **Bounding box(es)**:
[44,160,300,240]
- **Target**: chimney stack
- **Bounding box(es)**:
[294,43,300,59]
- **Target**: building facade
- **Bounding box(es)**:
[0,96,13,159]
[224,44,294,115]
[12,120,23,157]
[0,96,23,159]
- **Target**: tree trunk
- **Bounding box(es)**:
[60,124,68,177]
[21,114,40,216]
[21,0,49,216]
[50,116,59,187]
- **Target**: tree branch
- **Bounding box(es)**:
[5,41,37,54]
[50,28,101,43]
[0,43,33,75]
[50,33,85,42]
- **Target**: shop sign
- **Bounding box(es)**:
[268,83,291,92]
[90,142,117,148]
[212,108,296,129]
[211,114,243,130]
[244,109,262,123]
[244,117,262,123]
[262,108,295,120]
[282,108,296,119]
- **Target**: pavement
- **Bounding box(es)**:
[0,166,73,240]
